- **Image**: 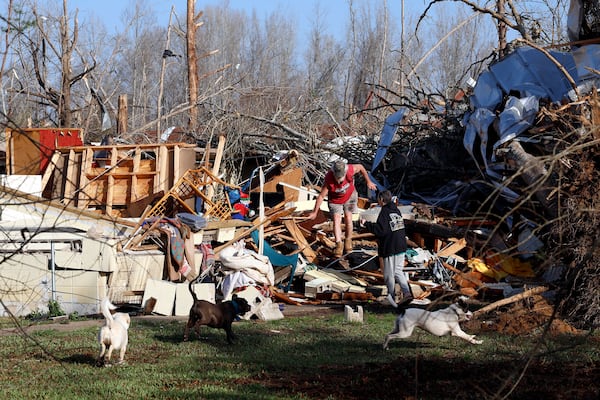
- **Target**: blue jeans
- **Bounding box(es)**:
[383,253,411,298]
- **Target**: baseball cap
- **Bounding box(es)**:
[332,160,347,181]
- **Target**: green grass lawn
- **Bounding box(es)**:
[1,308,598,399]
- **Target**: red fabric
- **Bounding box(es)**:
[233,202,249,216]
[324,164,355,204]
[200,243,215,274]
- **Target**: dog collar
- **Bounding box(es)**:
[231,299,240,314]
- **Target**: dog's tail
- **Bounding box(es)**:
[100,297,117,325]
[188,278,198,302]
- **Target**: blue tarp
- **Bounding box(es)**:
[250,230,298,268]
[471,46,578,110]
[371,107,408,172]
[470,45,600,113]
[466,44,600,180]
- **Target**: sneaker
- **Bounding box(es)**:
[386,294,398,308]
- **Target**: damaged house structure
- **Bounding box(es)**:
[1,2,600,332]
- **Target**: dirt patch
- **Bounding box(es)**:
[465,295,582,336]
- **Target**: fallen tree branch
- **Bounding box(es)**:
[473,285,549,317]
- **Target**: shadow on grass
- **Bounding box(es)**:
[61,353,97,366]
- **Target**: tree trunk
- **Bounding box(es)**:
[59,0,73,127]
[503,140,558,219]
[117,94,128,135]
[187,0,200,133]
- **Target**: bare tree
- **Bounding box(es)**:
[0,0,18,124]
[423,4,495,94]
[29,0,95,127]
[186,0,201,133]
[342,0,404,122]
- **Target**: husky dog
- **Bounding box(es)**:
[383,297,482,350]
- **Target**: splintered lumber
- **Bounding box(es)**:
[213,218,271,255]
[213,208,294,255]
[436,238,467,257]
[271,289,302,305]
[442,261,485,289]
[473,285,549,317]
[316,292,375,301]
[351,232,376,240]
[283,219,317,262]
[353,270,383,280]
[316,231,336,248]
[205,135,226,202]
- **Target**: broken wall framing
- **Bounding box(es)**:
[42,143,197,218]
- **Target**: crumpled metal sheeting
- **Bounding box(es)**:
[462,107,496,179]
[496,96,539,148]
[491,46,576,103]
[465,44,600,189]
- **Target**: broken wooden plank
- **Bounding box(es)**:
[77,148,94,208]
[206,135,226,202]
[436,238,467,257]
[213,208,293,255]
[442,261,485,289]
[63,149,78,207]
[40,151,60,195]
[271,289,301,305]
[283,219,317,262]
[316,292,375,301]
[315,231,336,248]
[353,269,383,280]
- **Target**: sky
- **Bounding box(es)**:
[68,0,430,44]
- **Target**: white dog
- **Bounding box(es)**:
[383,297,482,350]
[97,297,131,366]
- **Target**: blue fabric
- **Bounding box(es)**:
[227,188,241,205]
[250,230,299,267]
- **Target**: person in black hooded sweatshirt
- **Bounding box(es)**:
[361,190,412,307]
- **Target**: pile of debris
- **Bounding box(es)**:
[3,40,600,333]
[366,42,600,330]
[119,147,561,332]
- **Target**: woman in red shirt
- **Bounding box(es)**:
[307,160,377,257]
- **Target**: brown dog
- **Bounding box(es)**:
[183,281,251,344]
